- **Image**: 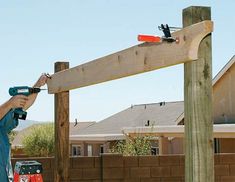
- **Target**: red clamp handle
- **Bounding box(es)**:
[138,35,161,43]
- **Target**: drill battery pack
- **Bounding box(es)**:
[13,161,43,182]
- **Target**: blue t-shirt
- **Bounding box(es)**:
[0,110,18,181]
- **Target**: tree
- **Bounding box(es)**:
[22,123,54,157]
[111,136,152,156]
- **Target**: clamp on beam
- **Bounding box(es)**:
[138,24,181,43]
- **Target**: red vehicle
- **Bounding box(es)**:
[13,161,43,182]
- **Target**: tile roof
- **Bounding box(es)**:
[69,121,95,135]
[77,101,184,135]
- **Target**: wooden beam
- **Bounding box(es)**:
[183,7,213,182]
[47,20,213,93]
[54,62,70,182]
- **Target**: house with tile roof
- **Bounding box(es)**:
[70,101,184,156]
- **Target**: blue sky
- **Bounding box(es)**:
[0,1,234,122]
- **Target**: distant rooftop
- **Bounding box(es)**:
[76,101,184,136]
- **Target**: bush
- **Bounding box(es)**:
[111,136,152,156]
[22,123,54,157]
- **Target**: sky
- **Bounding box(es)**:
[0,1,234,123]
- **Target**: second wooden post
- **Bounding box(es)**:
[183,6,213,182]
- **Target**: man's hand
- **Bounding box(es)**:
[9,95,29,109]
[24,73,49,110]
[34,73,49,88]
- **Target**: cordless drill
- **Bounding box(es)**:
[9,86,44,120]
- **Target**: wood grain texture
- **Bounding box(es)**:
[47,21,213,94]
[183,6,213,182]
[54,62,70,182]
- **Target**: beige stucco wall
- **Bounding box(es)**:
[160,137,184,155]
[170,138,184,154]
[213,63,235,123]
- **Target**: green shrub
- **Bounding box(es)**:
[111,136,151,156]
[22,123,54,157]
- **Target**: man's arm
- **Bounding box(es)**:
[0,74,48,120]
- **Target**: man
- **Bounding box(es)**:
[0,74,48,182]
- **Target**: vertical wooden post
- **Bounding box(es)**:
[54,62,70,182]
[183,7,213,182]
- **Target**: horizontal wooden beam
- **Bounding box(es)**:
[47,20,213,94]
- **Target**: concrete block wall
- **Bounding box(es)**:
[12,153,235,182]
